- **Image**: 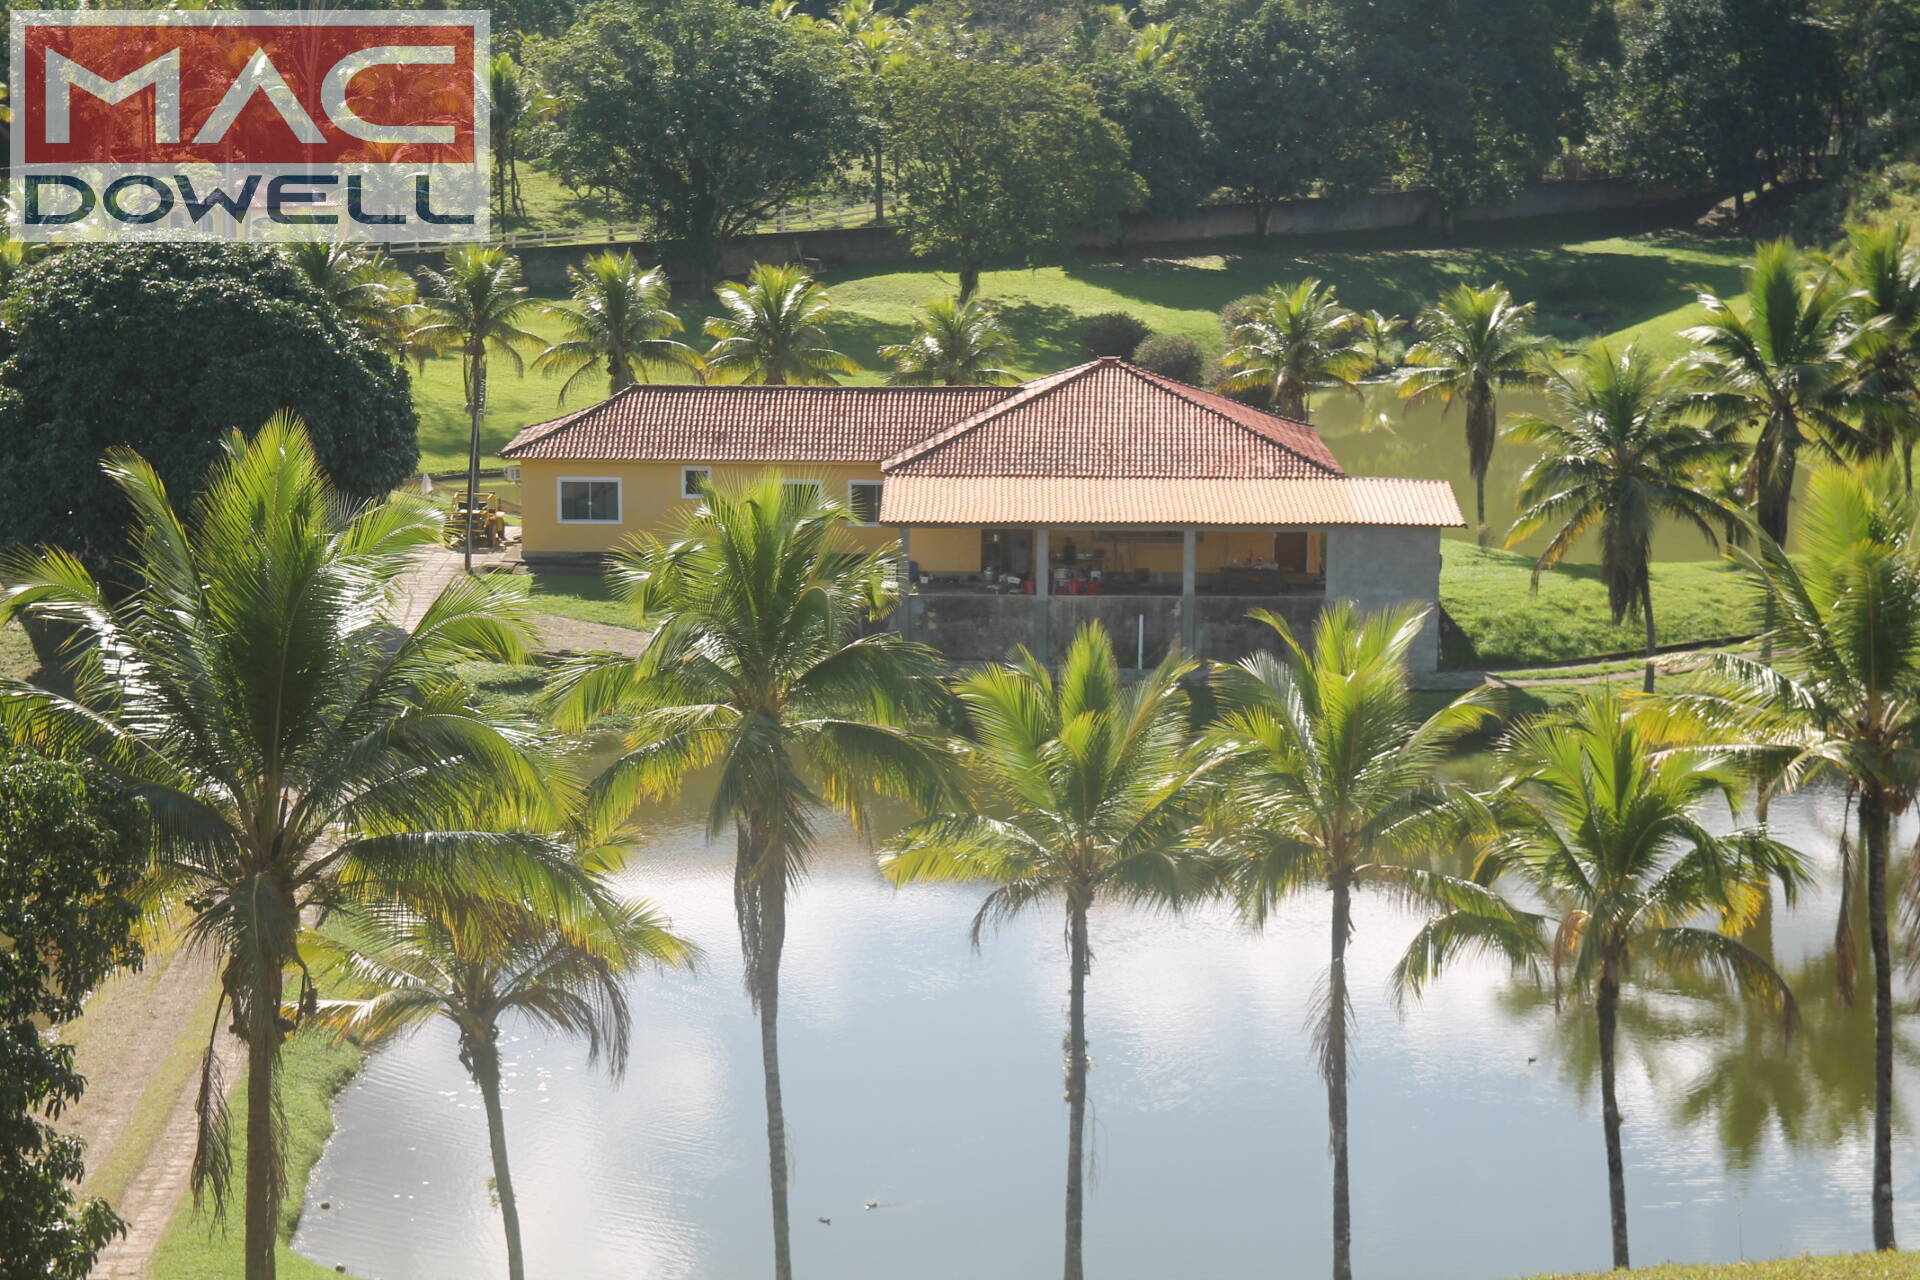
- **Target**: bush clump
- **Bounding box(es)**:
[1078,311,1153,358]
[1131,334,1206,383]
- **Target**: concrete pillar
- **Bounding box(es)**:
[1034,526,1051,661]
[896,525,912,640]
[1180,527,1198,655]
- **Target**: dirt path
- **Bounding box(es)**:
[396,546,649,656]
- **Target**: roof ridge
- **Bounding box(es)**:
[1117,362,1343,478]
[877,359,1104,472]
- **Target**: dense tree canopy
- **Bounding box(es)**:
[0,243,417,572]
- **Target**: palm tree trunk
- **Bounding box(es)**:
[758,961,792,1280]
[958,262,982,305]
[1328,875,1352,1280]
[1597,970,1630,1269]
[1863,785,1898,1251]
[243,960,284,1280]
[1641,577,1657,694]
[471,1037,527,1280]
[739,824,794,1280]
[1064,897,1092,1280]
[872,142,885,224]
[464,353,485,575]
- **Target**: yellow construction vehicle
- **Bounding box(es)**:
[444,491,508,550]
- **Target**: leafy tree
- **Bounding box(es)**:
[1667,462,1920,1254]
[821,0,912,223]
[1087,60,1214,221]
[1506,343,1739,691]
[0,750,143,1280]
[0,243,417,575]
[1681,240,1863,549]
[307,897,692,1280]
[414,247,544,572]
[883,626,1212,1280]
[887,48,1143,300]
[1207,603,1508,1280]
[879,296,1020,385]
[549,476,955,1280]
[1452,690,1802,1270]
[531,0,867,285]
[1218,278,1368,421]
[0,419,601,1280]
[535,252,699,400]
[703,264,860,386]
[1399,283,1548,545]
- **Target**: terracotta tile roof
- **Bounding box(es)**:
[499,384,1016,462]
[878,476,1465,527]
[880,358,1344,479]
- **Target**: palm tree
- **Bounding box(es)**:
[825,0,909,224]
[1206,603,1509,1280]
[1398,283,1548,546]
[882,627,1213,1280]
[1452,689,1802,1271]
[1506,343,1741,692]
[1355,309,1407,378]
[285,240,420,361]
[1664,461,1920,1253]
[0,419,598,1280]
[1833,221,1920,485]
[306,897,693,1280]
[415,246,544,572]
[1681,239,1865,548]
[487,53,541,221]
[1217,278,1369,421]
[547,475,955,1280]
[535,253,700,401]
[878,296,1020,385]
[703,264,861,386]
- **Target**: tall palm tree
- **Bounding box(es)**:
[703,264,861,386]
[825,0,910,224]
[0,419,598,1280]
[1833,221,1920,485]
[487,52,542,221]
[1664,461,1920,1253]
[415,246,544,572]
[535,253,700,401]
[306,897,693,1280]
[284,240,420,361]
[1506,343,1741,692]
[882,627,1213,1280]
[1217,278,1369,421]
[878,296,1020,385]
[1398,283,1548,546]
[1355,309,1407,378]
[1450,689,1802,1271]
[547,475,955,1280]
[1206,603,1509,1280]
[1681,240,1865,548]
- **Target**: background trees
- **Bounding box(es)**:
[531,0,867,285]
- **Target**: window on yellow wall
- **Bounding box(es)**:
[558,478,622,523]
[781,478,823,507]
[681,466,711,498]
[848,481,882,526]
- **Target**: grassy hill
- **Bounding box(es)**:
[1522,1255,1920,1280]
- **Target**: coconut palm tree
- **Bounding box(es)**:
[825,0,910,224]
[1506,343,1741,692]
[882,627,1213,1280]
[703,263,861,387]
[488,52,543,221]
[1398,283,1548,546]
[285,240,420,361]
[878,296,1020,385]
[1355,309,1407,378]
[1681,240,1866,548]
[306,897,693,1280]
[1206,603,1509,1280]
[1217,278,1369,421]
[535,253,700,401]
[1833,221,1920,485]
[0,418,599,1280]
[547,474,955,1280]
[1453,689,1803,1271]
[415,247,544,572]
[1662,461,1920,1253]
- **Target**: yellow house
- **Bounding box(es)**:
[500,358,1464,668]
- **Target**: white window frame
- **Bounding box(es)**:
[780,477,824,504]
[680,465,711,498]
[846,479,883,526]
[555,475,624,525]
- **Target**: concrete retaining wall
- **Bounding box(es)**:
[1321,526,1444,672]
[898,592,1323,667]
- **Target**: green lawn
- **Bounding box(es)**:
[149,1029,367,1280]
[411,217,1753,474]
[1440,542,1759,669]
[514,570,644,630]
[0,622,38,682]
[1522,1255,1920,1279]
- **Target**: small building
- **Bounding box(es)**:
[500,358,1463,669]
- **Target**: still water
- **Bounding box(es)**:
[296,777,1920,1280]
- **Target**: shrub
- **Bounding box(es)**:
[1077,311,1152,358]
[1132,334,1206,383]
[1219,291,1267,337]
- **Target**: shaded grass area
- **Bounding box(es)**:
[1520,1254,1920,1279]
[513,570,643,630]
[0,622,42,682]
[1440,543,1757,669]
[411,218,1751,473]
[149,1030,366,1280]
[451,659,638,733]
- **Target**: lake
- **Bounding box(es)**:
[295,774,1920,1280]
